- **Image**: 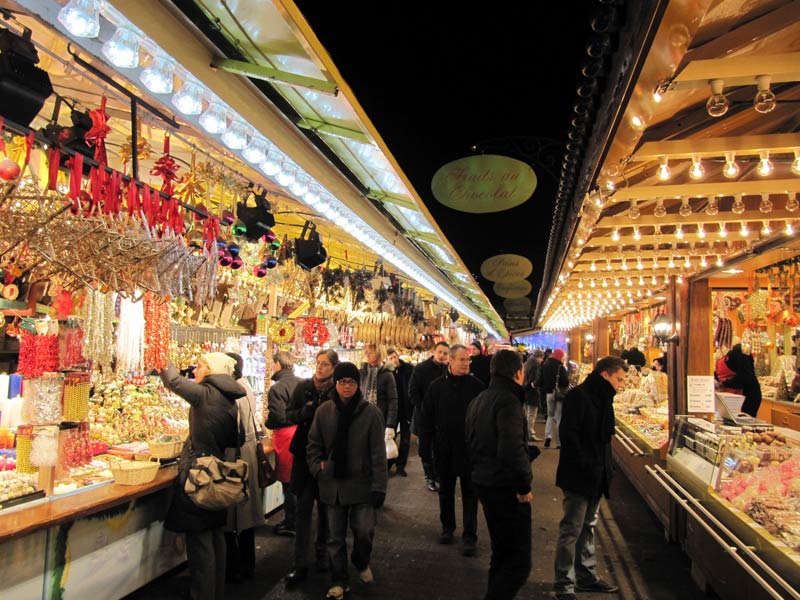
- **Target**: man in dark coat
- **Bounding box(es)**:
[420,344,485,555]
[388,347,413,476]
[307,362,388,600]
[552,356,627,600]
[359,342,399,432]
[720,343,762,417]
[465,350,533,600]
[522,349,545,442]
[408,341,449,492]
[469,340,491,386]
[537,348,570,448]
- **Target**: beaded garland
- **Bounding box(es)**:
[17,333,60,378]
[143,292,170,371]
[83,289,115,373]
[116,296,145,374]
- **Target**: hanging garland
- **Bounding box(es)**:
[303,317,330,347]
[144,292,170,371]
[269,319,295,344]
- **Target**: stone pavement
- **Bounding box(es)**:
[126,420,708,600]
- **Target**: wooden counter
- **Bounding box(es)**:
[0,465,178,543]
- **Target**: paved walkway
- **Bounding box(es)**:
[127,420,708,599]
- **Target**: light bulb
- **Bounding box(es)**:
[731,194,746,214]
[677,274,684,284]
[719,223,727,238]
[275,164,297,187]
[626,277,633,287]
[689,155,704,180]
[664,275,669,284]
[614,278,620,287]
[761,221,771,235]
[657,157,671,181]
[578,279,584,289]
[723,152,739,179]
[102,27,140,68]
[633,226,641,240]
[787,222,794,235]
[605,259,612,271]
[653,198,667,218]
[57,0,100,38]
[242,138,268,164]
[290,176,309,197]
[697,224,706,239]
[140,56,175,94]
[652,255,660,269]
[651,275,657,285]
[612,227,620,241]
[684,256,691,268]
[757,150,773,176]
[602,278,608,288]
[629,199,640,219]
[590,261,597,272]
[706,79,729,117]
[589,279,596,288]
[221,121,248,150]
[754,75,776,113]
[261,150,283,177]
[668,256,676,269]
[679,197,692,217]
[700,255,708,267]
[621,258,628,271]
[759,194,773,213]
[792,151,800,176]
[705,196,719,216]
[787,194,799,213]
[171,81,203,115]
[637,259,643,270]
[675,225,684,239]
[716,255,723,267]
[304,185,321,206]
[638,276,645,285]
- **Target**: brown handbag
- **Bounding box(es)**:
[256,437,278,488]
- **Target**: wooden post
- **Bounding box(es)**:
[594,317,609,360]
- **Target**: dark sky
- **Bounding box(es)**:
[294,1,595,328]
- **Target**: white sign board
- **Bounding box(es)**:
[687,375,715,413]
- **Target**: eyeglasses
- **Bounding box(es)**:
[336,378,358,386]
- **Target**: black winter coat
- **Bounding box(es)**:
[723,345,762,417]
[160,367,243,532]
[555,371,616,499]
[465,376,532,495]
[286,378,334,490]
[393,359,413,423]
[359,363,399,429]
[537,357,569,394]
[419,371,485,474]
[470,354,491,386]
[408,356,447,408]
[266,368,303,429]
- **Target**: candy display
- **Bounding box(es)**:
[0,471,39,506]
[615,371,670,450]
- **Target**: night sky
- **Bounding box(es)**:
[294,1,596,328]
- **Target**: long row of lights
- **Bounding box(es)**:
[53,0,502,336]
[655,151,800,181]
[606,220,795,241]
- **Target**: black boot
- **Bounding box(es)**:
[284,566,308,586]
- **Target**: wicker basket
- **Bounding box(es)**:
[147,438,184,460]
[111,459,160,485]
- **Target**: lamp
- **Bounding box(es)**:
[236,187,276,243]
[0,28,53,128]
[294,220,327,270]
[706,79,729,117]
[754,75,776,114]
[652,313,679,346]
[102,27,140,68]
[57,0,100,38]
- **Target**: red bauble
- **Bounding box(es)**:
[0,158,21,181]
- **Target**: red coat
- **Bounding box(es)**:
[715,356,742,394]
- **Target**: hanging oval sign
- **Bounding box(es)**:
[431,155,537,213]
[494,280,532,299]
[504,297,532,315]
[480,254,533,283]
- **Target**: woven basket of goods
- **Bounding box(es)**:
[147,434,184,460]
[111,458,160,485]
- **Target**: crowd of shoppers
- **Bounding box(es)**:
[162,342,631,600]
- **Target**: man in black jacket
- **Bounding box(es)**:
[408,341,449,492]
[552,356,627,600]
[537,348,570,448]
[420,344,485,555]
[388,348,413,476]
[469,340,491,386]
[465,350,533,600]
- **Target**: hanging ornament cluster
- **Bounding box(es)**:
[18,332,60,378]
[83,289,115,373]
[116,295,145,373]
[144,292,170,371]
[303,317,330,347]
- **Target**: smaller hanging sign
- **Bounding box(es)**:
[504,297,531,315]
[480,254,533,283]
[494,280,532,299]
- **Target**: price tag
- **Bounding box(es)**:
[687,376,715,413]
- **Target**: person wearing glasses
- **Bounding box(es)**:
[307,362,388,600]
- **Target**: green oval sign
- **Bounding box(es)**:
[480,254,533,283]
[494,280,532,299]
[431,155,537,213]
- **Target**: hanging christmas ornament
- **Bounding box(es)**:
[221,208,235,226]
[253,264,268,278]
[270,239,282,251]
[230,256,243,270]
[227,242,240,257]
[263,229,277,243]
[0,157,21,181]
[218,250,233,267]
[119,117,152,166]
[84,96,112,164]
[265,257,278,269]
[150,133,180,196]
[232,219,248,237]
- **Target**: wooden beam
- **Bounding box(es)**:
[631,133,800,161]
[598,208,798,227]
[210,57,339,96]
[670,52,800,90]
[610,179,800,200]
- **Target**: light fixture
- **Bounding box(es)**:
[590,261,597,272]
[719,223,728,238]
[629,199,641,219]
[705,196,719,216]
[716,255,724,267]
[638,275,645,285]
[171,81,203,115]
[668,256,676,269]
[700,255,708,267]
[633,226,641,241]
[761,220,771,235]
[677,274,684,284]
[758,194,773,214]
[657,157,671,181]
[260,150,283,177]
[706,79,729,117]
[654,197,667,218]
[275,163,297,187]
[787,222,795,235]
[140,56,175,94]
[663,274,669,284]
[577,279,584,289]
[102,27,140,68]
[637,258,643,270]
[689,155,704,180]
[731,194,746,214]
[787,194,799,213]
[589,279,596,288]
[626,277,633,287]
[602,278,608,288]
[684,255,691,268]
[652,255,660,269]
[697,223,706,239]
[675,224,684,239]
[679,197,692,217]
[650,274,657,285]
[242,137,269,164]
[605,258,612,271]
[221,121,248,150]
[612,227,620,241]
[199,102,228,134]
[631,115,645,130]
[614,277,620,287]
[723,152,739,179]
[792,150,800,176]
[290,175,310,197]
[57,0,100,38]
[757,150,773,176]
[754,75,776,114]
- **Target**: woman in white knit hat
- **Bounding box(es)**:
[160,352,246,600]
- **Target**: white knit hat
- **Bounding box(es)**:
[202,352,236,376]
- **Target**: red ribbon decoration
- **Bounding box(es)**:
[150,134,179,196]
[203,216,220,250]
[67,153,84,214]
[127,179,140,217]
[84,96,111,165]
[47,147,60,191]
